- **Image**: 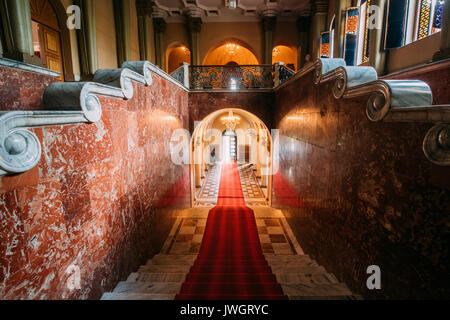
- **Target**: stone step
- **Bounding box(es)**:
[265,254,312,261]
[101,293,175,300]
[270,265,327,274]
[274,272,339,285]
[138,265,191,273]
[127,272,187,283]
[112,281,182,294]
[267,259,319,268]
[149,254,197,265]
[282,283,353,297]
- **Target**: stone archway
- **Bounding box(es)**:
[29,0,74,81]
[190,108,274,207]
[203,38,259,65]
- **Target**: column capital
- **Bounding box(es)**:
[135,0,152,17]
[310,0,329,15]
[187,16,203,33]
[296,16,312,32]
[153,17,167,34]
[262,16,277,32]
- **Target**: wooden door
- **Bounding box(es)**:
[245,145,250,163]
[38,24,64,81]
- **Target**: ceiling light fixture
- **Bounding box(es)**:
[226,43,240,54]
[226,0,237,10]
[221,111,241,130]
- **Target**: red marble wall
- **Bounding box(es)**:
[0,66,57,111]
[188,91,275,132]
[0,70,190,299]
[273,70,450,299]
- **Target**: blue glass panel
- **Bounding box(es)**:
[385,0,407,49]
[344,34,357,66]
[433,1,444,29]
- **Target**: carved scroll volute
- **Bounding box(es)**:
[423,124,450,166]
[0,113,42,175]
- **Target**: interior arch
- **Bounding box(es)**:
[190,108,273,206]
[202,38,259,65]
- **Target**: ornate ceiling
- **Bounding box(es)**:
[151,0,311,22]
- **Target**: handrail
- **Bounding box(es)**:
[275,58,450,166]
[0,61,161,176]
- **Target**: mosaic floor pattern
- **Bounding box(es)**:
[195,162,268,207]
[166,208,298,255]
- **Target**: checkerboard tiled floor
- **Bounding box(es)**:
[194,162,268,207]
[237,163,268,206]
[194,164,221,207]
[167,216,297,255]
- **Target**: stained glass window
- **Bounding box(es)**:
[344,7,359,66]
[418,0,443,40]
[433,1,444,28]
[362,0,371,63]
[418,0,432,39]
[320,32,330,58]
[385,0,443,49]
[385,0,408,49]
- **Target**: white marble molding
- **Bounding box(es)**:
[0,60,180,177]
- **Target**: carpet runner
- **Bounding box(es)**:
[176,161,287,300]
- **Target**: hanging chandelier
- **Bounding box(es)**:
[221,111,241,131]
[226,0,237,10]
[226,42,240,55]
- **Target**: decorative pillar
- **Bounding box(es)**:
[153,8,167,70]
[187,16,202,66]
[332,0,349,58]
[136,0,152,61]
[75,0,98,79]
[310,0,328,60]
[368,0,387,75]
[434,0,450,61]
[296,16,311,68]
[0,0,42,65]
[262,16,277,65]
[114,0,131,67]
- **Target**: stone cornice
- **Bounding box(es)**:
[135,0,152,17]
[310,0,329,14]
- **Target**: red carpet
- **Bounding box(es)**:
[176,161,287,300]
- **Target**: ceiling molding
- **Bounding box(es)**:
[151,0,311,23]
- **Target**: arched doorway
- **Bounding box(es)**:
[166,43,191,73]
[191,109,273,206]
[272,45,297,71]
[203,38,259,65]
[30,0,74,81]
[222,130,237,161]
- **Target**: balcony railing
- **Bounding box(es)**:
[169,63,297,90]
[189,65,274,90]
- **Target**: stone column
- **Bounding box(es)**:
[434,0,450,61]
[136,0,152,61]
[310,0,328,60]
[153,9,167,70]
[114,0,131,67]
[262,16,277,65]
[0,0,42,65]
[332,0,349,58]
[296,16,311,68]
[368,0,387,75]
[187,16,202,66]
[75,0,98,79]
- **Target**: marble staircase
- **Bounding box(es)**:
[101,207,361,300]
